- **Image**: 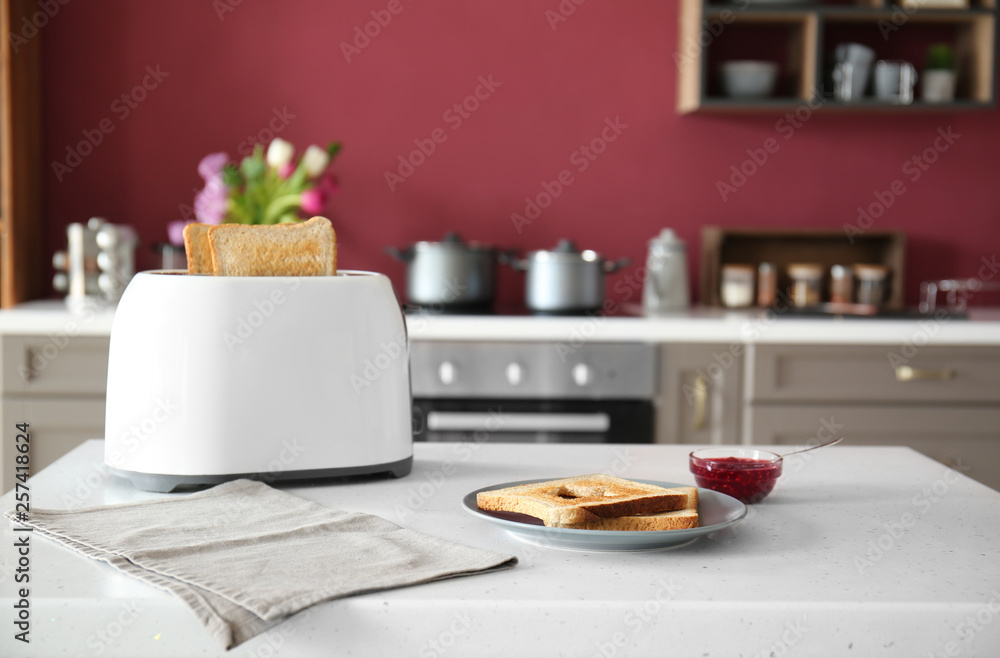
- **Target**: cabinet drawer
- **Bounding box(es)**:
[752,345,1000,403]
[1,335,110,397]
[747,403,1000,492]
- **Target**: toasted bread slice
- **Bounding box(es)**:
[207,216,337,277]
[556,487,699,531]
[476,474,691,527]
[183,223,214,274]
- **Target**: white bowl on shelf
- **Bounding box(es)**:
[719,60,779,99]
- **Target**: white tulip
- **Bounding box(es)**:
[301,145,330,177]
[266,138,294,169]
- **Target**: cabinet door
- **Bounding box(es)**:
[1,335,110,396]
[748,404,1000,492]
[656,344,742,444]
[0,397,104,493]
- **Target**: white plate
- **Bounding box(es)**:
[462,478,748,552]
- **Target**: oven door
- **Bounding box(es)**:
[413,398,654,444]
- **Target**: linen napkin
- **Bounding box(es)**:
[4,479,516,649]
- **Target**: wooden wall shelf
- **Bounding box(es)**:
[700,227,907,310]
[678,0,997,113]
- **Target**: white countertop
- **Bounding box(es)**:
[2,440,999,657]
[4,299,1000,345]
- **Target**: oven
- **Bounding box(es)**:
[410,341,657,443]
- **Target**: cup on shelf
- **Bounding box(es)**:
[874,60,917,104]
[833,43,875,102]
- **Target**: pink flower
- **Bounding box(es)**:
[319,174,340,196]
[278,162,295,179]
[300,187,325,215]
[197,152,228,181]
[195,177,228,224]
[167,220,193,246]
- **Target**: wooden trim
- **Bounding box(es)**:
[1,0,46,308]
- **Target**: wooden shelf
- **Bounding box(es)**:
[678,0,997,113]
[700,227,907,310]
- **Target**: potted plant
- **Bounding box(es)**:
[922,43,957,103]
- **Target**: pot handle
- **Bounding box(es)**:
[603,257,630,274]
[498,249,527,271]
[384,245,414,262]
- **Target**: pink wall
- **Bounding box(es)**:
[40,1,1000,307]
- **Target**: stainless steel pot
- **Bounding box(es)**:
[386,232,498,309]
[507,239,629,313]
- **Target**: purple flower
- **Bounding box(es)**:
[167,220,192,246]
[195,177,229,224]
[198,152,229,181]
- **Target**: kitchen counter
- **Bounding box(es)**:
[4,299,1000,345]
[2,440,999,657]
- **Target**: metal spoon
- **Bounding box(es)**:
[779,436,843,457]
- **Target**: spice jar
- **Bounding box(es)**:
[757,262,776,307]
[855,264,889,307]
[787,263,823,308]
[720,264,755,308]
[830,264,853,304]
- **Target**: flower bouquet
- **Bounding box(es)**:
[168,138,341,245]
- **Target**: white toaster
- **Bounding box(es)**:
[104,270,413,492]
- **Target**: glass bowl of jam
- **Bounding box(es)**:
[689,448,783,504]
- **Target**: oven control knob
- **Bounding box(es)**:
[506,362,524,386]
[438,361,457,385]
[572,363,594,387]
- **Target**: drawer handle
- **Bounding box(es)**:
[692,375,708,431]
[895,365,956,382]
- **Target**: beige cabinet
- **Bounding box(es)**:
[656,344,743,444]
[744,344,1000,490]
[0,335,109,492]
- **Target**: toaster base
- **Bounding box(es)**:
[108,456,413,493]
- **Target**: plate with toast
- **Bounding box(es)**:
[464,474,747,551]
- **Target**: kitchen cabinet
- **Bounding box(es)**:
[677,0,997,113]
[0,334,109,492]
[0,0,46,307]
[656,344,743,443]
[743,343,1000,489]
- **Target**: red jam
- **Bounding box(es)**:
[689,455,782,503]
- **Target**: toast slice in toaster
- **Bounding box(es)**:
[554,486,699,530]
[207,216,337,276]
[476,474,692,527]
[183,223,214,274]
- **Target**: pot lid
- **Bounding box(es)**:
[530,239,601,262]
[413,232,494,252]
